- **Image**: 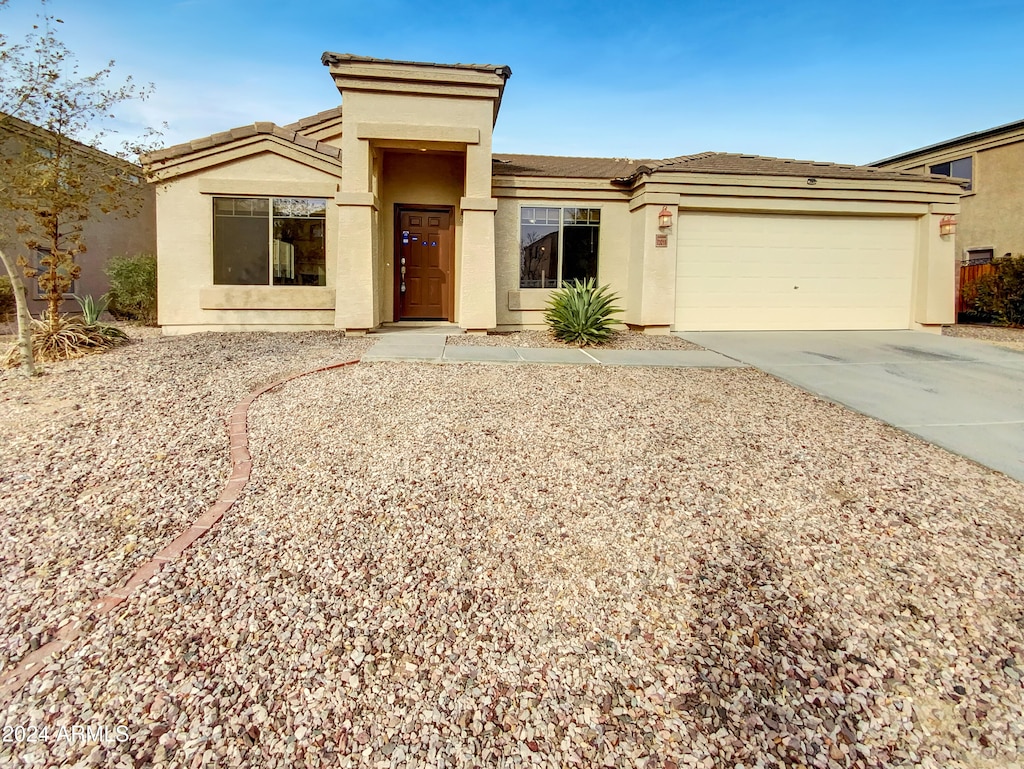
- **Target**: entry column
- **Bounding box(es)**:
[334,135,379,333]
[458,143,498,332]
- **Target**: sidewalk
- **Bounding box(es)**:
[361,328,743,368]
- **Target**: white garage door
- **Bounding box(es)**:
[674,213,917,331]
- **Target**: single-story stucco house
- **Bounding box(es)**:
[142,54,962,336]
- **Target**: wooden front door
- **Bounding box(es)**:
[395,206,454,321]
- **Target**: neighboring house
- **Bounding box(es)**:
[0,113,156,316]
[872,118,1024,266]
[143,53,961,336]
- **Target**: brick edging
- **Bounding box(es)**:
[0,359,361,701]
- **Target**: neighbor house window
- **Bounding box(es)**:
[34,247,77,299]
[213,196,327,286]
[963,248,993,266]
[520,207,600,289]
[929,156,973,191]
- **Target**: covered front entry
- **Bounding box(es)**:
[394,206,454,321]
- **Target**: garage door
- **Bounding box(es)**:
[674,213,916,331]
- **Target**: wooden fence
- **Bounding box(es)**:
[957,262,996,315]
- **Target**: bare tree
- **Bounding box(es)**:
[0,0,160,375]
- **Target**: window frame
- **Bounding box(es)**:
[928,155,974,193]
[212,195,328,287]
[518,205,601,290]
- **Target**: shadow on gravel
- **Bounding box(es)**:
[684,535,903,767]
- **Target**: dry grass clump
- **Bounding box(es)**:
[2,312,129,367]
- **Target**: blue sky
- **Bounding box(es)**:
[3,0,1022,164]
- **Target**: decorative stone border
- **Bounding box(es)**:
[0,359,361,701]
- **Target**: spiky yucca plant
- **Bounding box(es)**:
[544,278,622,346]
[2,311,129,367]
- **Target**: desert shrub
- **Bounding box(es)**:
[544,278,622,346]
[105,253,157,325]
[2,311,129,367]
[0,275,14,323]
[961,255,1024,326]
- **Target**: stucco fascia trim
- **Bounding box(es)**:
[149,137,342,181]
[354,122,479,144]
[875,131,1024,172]
[628,191,681,211]
[492,177,630,195]
[460,197,498,211]
[198,179,338,197]
[334,191,379,210]
[675,196,931,217]
[871,122,1024,167]
[643,171,961,195]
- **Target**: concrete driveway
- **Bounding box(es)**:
[676,330,1024,484]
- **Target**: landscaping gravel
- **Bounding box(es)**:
[446,329,702,351]
[3,353,1023,768]
[0,330,370,679]
[943,324,1024,352]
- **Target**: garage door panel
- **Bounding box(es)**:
[674,213,916,331]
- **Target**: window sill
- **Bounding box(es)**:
[508,289,555,311]
[200,285,334,311]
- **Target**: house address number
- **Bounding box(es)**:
[655,234,668,248]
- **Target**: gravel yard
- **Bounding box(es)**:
[943,324,1024,352]
[446,330,701,351]
[0,330,371,678]
[2,339,1024,768]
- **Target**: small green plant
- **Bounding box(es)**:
[104,253,157,325]
[544,278,622,346]
[0,276,14,323]
[73,293,111,325]
[2,311,128,367]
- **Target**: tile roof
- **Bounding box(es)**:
[492,151,955,184]
[141,122,343,166]
[282,106,343,133]
[636,152,951,183]
[321,52,511,80]
[492,154,657,179]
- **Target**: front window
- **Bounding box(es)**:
[520,207,600,288]
[213,196,327,286]
[929,156,973,191]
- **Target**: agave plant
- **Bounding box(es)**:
[544,278,622,346]
[73,293,111,325]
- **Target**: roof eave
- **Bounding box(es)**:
[870,117,1024,166]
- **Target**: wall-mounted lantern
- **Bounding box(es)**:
[939,215,957,237]
[658,206,673,229]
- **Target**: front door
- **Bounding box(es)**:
[395,206,454,321]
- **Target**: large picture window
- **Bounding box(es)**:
[520,207,600,289]
[213,197,327,286]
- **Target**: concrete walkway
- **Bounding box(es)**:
[677,330,1024,484]
[360,328,743,368]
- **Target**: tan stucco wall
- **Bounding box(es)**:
[878,134,1024,262]
[379,151,465,321]
[957,142,1024,259]
[155,150,341,332]
[493,191,632,329]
